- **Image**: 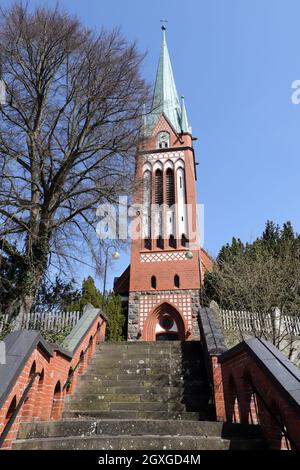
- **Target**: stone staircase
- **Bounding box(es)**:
[13,341,267,450]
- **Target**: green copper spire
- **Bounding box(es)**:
[143,25,192,136]
[180,96,192,133]
[151,26,181,132]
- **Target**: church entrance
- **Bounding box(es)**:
[142,302,186,341]
[155,332,179,341]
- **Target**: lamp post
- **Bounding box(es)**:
[0,55,6,106]
[101,245,120,310]
[185,248,204,304]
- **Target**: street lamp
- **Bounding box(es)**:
[185,250,193,259]
[101,245,120,309]
[0,79,6,106]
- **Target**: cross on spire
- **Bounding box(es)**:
[160,19,168,30]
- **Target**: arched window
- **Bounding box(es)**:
[66,367,73,393]
[248,393,260,425]
[181,234,188,247]
[157,235,163,249]
[143,170,152,204]
[155,169,163,205]
[151,275,157,289]
[174,274,180,288]
[78,350,85,374]
[166,168,175,207]
[157,131,170,149]
[143,170,152,246]
[51,381,62,420]
[29,361,36,379]
[87,335,94,362]
[169,234,176,249]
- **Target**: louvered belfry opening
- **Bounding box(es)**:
[143,170,152,250]
[166,168,175,207]
[155,169,163,205]
[155,169,164,248]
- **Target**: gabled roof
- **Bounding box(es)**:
[114,265,130,295]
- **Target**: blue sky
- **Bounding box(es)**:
[2,0,300,290]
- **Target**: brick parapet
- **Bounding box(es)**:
[0,307,107,449]
[219,337,300,449]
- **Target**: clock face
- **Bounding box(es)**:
[160,132,168,140]
[158,131,170,148]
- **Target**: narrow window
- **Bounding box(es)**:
[151,275,157,289]
[174,274,180,288]
[166,168,175,207]
[157,235,163,249]
[155,169,163,205]
[144,239,151,250]
[181,234,188,247]
[169,234,176,249]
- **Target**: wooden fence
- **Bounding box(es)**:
[220,309,300,336]
[0,310,82,333]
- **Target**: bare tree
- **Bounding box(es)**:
[204,223,300,363]
[0,3,149,316]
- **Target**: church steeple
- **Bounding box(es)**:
[145,26,191,135]
[125,24,210,342]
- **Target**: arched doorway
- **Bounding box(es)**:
[142,302,187,341]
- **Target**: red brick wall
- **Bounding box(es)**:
[0,317,106,450]
[221,350,300,449]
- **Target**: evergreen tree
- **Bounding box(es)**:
[104,293,125,341]
[204,220,300,315]
[66,276,125,340]
[69,276,103,311]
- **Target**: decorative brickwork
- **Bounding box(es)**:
[140,251,188,263]
[128,289,201,341]
[142,150,185,163]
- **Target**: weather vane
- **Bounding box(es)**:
[160,19,168,30]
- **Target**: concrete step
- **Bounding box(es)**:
[87,365,204,377]
[17,419,224,440]
[12,433,266,450]
[17,419,266,446]
[91,358,204,368]
[68,392,210,408]
[92,350,182,358]
[62,410,210,420]
[65,399,188,412]
[75,383,207,395]
[79,375,205,388]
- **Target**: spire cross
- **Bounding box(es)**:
[160,19,168,30]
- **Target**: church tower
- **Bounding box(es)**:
[120,27,212,341]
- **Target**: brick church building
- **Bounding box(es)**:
[114,27,213,341]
